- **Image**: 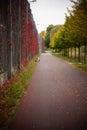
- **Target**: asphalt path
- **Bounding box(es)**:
[9,51,87,130]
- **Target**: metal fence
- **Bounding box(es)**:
[0,0,40,86]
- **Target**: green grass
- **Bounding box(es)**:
[52,52,87,72]
[76,64,87,71]
[52,52,70,62]
[0,55,39,130]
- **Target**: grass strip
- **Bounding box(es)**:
[0,55,39,130]
[52,52,87,72]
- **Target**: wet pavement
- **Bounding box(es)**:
[9,51,87,130]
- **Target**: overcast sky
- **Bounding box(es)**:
[29,0,73,33]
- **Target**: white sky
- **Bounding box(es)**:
[29,0,73,33]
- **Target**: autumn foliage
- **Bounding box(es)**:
[49,0,87,63]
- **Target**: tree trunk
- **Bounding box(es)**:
[67,48,69,58]
[71,47,72,62]
[78,44,81,63]
[84,43,86,64]
[75,47,76,62]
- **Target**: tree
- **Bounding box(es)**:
[50,25,62,48]
[50,25,62,40]
[45,24,54,48]
[40,31,46,39]
[70,0,87,62]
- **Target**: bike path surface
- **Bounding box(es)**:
[9,51,87,130]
